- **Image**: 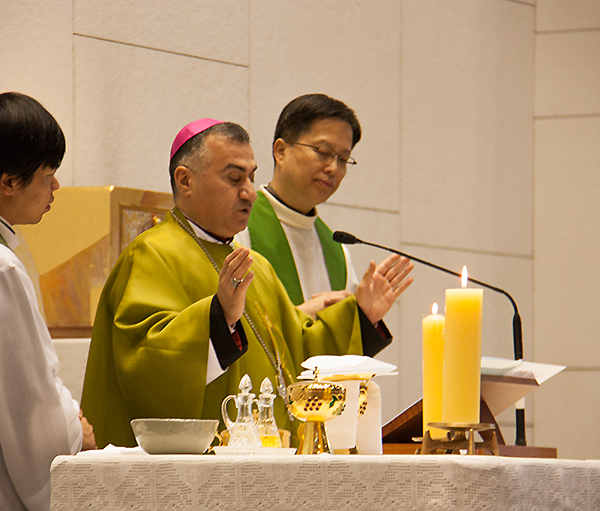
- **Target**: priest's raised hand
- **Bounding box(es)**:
[355,254,414,324]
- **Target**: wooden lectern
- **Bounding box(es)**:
[382,373,558,458]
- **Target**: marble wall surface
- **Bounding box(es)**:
[533,0,600,460]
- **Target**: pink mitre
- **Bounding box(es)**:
[170,118,224,160]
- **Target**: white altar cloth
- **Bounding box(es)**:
[50,453,600,510]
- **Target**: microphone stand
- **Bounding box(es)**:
[333,231,526,446]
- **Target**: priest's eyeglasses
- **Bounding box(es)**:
[293,143,357,167]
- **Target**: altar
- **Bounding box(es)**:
[51,453,600,510]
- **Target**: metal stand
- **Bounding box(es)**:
[419,422,498,455]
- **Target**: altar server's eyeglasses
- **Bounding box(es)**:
[293,143,357,167]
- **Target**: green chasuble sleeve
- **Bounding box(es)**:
[81,212,365,448]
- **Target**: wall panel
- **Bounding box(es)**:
[402,0,534,256]
[74,0,249,65]
[73,37,248,191]
[249,0,402,212]
[1,1,75,183]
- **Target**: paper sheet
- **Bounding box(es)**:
[480,356,565,384]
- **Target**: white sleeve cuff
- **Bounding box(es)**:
[206,339,227,385]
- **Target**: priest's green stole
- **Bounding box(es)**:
[247,191,347,305]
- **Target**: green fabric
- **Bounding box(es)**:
[0,233,8,248]
[314,217,347,292]
[247,191,304,304]
[81,210,364,448]
[247,191,347,306]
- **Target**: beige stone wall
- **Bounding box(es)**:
[533,0,600,460]
[2,0,598,459]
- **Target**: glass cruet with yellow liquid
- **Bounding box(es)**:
[256,377,282,447]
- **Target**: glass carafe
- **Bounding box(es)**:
[221,374,262,448]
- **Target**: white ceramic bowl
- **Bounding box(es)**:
[130,418,218,454]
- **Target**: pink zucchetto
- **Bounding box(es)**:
[170,118,224,160]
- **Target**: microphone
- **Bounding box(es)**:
[334,230,527,446]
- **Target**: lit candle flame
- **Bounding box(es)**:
[432,303,438,315]
[461,266,468,289]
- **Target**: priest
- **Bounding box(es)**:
[236,95,415,452]
[81,118,414,448]
[235,94,414,318]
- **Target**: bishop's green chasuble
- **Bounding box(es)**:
[81,210,363,448]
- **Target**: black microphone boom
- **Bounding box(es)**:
[333,230,523,360]
[333,230,527,446]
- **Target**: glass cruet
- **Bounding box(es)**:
[221,374,262,448]
[256,377,283,447]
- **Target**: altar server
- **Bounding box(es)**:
[0,92,96,511]
[81,118,413,448]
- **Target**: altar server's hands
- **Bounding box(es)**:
[79,410,97,450]
[355,254,414,324]
[218,247,254,326]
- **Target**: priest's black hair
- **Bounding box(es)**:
[273,94,362,155]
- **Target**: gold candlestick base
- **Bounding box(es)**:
[419,422,498,455]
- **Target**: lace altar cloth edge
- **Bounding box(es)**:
[50,454,600,510]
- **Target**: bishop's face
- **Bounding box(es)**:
[178,135,257,239]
